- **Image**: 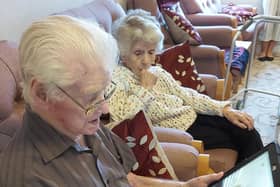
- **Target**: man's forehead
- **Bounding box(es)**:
[82,79,109,95]
[65,53,111,94]
[79,69,111,95]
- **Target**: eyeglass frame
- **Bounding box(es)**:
[53,81,116,116]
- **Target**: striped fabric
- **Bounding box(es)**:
[0,106,136,187]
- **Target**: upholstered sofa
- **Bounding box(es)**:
[0,0,237,181]
[0,40,24,153]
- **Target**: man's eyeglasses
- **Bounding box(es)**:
[54,82,116,117]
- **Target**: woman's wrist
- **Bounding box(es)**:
[222,104,232,117]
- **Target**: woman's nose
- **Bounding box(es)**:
[142,54,151,65]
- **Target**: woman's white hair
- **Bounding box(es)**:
[19,15,119,103]
[112,9,164,57]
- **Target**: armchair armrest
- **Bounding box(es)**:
[154,127,216,176]
[187,13,238,28]
[154,126,193,145]
[195,26,237,48]
[199,74,217,99]
[190,45,225,78]
[160,142,198,180]
[153,127,205,155]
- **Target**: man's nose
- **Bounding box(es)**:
[100,101,109,114]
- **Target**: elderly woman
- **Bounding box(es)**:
[107,9,263,165]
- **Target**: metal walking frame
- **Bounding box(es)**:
[222,15,280,110]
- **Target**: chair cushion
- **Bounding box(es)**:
[109,111,177,179]
[55,0,125,33]
[179,0,203,14]
[156,41,207,94]
[191,0,222,14]
[158,0,202,45]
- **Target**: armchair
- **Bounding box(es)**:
[180,0,258,41]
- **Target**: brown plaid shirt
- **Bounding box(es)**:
[0,106,136,187]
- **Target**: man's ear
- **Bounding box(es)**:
[30,79,47,104]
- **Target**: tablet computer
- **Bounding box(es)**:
[209,142,280,187]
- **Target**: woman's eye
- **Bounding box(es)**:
[134,51,143,56]
[148,49,155,55]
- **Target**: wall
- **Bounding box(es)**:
[0,0,92,42]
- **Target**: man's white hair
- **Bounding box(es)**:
[19,15,119,103]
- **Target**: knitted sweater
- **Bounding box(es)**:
[107,65,230,131]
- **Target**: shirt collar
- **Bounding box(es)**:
[24,106,77,163]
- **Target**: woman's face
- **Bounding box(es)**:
[122,40,157,76]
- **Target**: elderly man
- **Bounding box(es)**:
[0,15,222,187]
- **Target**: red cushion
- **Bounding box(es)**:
[156,41,207,94]
[111,111,177,179]
[157,0,202,44]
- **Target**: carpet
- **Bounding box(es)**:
[231,57,280,146]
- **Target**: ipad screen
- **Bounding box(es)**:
[210,151,274,187]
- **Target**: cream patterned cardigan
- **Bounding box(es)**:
[106,65,230,131]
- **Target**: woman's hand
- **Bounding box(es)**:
[140,69,157,90]
[222,105,254,130]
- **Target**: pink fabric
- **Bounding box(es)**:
[55,0,125,33]
[0,41,21,121]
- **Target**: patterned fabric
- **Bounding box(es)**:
[109,111,177,180]
[225,46,249,75]
[0,106,136,187]
[107,65,230,131]
[157,0,202,45]
[156,41,207,94]
[221,3,257,25]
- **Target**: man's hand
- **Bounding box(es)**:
[183,172,224,187]
[127,172,223,187]
[222,105,254,130]
[139,69,157,90]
